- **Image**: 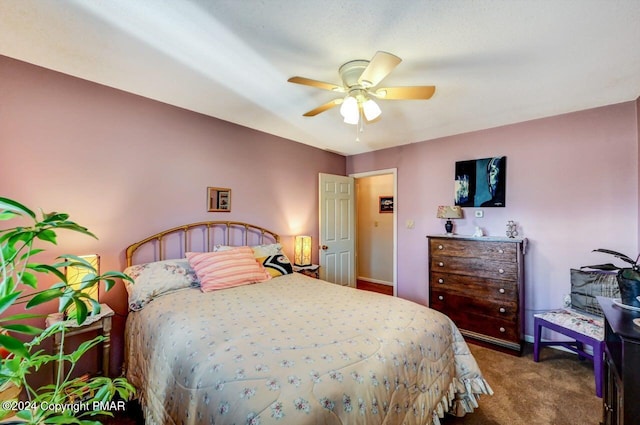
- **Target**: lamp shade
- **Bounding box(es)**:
[436,205,463,219]
[294,235,312,267]
[65,254,100,315]
[340,96,359,125]
[362,98,381,121]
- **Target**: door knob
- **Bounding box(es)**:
[321,245,328,250]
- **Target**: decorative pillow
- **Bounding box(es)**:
[186,247,271,292]
[213,243,284,257]
[212,244,233,252]
[251,243,283,258]
[570,268,619,316]
[258,254,293,278]
[123,259,199,311]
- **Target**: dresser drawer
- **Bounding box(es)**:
[430,290,518,321]
[430,272,517,302]
[431,302,519,343]
[429,239,517,262]
[430,257,518,280]
[456,313,519,342]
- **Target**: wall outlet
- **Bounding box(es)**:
[475,210,484,218]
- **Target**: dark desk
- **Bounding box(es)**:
[597,296,640,425]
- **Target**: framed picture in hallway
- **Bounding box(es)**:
[379,196,394,213]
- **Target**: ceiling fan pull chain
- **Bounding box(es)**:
[356,109,364,141]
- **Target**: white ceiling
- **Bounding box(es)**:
[2,0,640,156]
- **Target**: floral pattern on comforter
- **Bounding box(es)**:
[125,273,491,425]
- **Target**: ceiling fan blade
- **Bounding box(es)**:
[288,76,344,92]
[358,51,402,88]
[302,99,343,116]
[374,86,436,100]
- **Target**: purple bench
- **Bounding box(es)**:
[532,268,618,398]
[533,308,604,397]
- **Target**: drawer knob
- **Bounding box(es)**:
[438,295,444,301]
[499,327,506,333]
[498,249,504,254]
[498,268,505,274]
[438,262,444,267]
[438,278,444,284]
[499,288,505,294]
[499,307,506,313]
[437,244,443,250]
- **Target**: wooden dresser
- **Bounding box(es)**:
[598,296,640,425]
[427,235,526,354]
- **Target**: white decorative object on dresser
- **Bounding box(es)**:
[427,235,527,354]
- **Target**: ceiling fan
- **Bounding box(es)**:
[288,51,436,126]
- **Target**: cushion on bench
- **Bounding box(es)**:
[534,308,604,340]
[569,268,619,316]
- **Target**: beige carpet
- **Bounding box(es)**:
[444,342,602,425]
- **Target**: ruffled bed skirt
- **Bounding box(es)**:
[432,377,494,425]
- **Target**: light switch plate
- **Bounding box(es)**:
[475,210,484,218]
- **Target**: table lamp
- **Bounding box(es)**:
[437,206,463,235]
[294,235,312,267]
[65,254,100,316]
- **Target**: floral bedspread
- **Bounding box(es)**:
[125,273,491,425]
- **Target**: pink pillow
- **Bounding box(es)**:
[186,247,271,292]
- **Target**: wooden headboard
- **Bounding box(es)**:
[125,221,280,267]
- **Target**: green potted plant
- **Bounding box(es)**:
[584,248,640,308]
[0,197,135,424]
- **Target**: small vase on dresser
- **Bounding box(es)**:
[427,234,527,354]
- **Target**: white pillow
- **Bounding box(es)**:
[123,259,198,311]
[251,243,283,258]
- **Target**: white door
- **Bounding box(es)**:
[319,173,355,286]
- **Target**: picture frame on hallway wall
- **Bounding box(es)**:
[454,156,506,207]
[379,196,394,213]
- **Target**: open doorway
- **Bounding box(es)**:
[351,168,397,296]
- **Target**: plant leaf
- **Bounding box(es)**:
[0,197,36,219]
[581,263,621,271]
[26,288,63,308]
[0,291,21,316]
[0,312,42,322]
[19,271,38,288]
[35,228,57,244]
[1,323,42,335]
[70,300,88,325]
[0,333,30,358]
[41,212,70,223]
[28,263,66,281]
[592,248,637,265]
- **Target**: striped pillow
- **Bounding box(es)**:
[186,247,271,292]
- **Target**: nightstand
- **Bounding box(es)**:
[293,264,320,279]
[46,304,114,379]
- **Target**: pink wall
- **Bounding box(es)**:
[2,51,638,377]
[0,55,345,376]
[348,101,639,337]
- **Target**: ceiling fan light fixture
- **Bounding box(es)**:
[340,95,359,124]
[343,114,359,125]
[362,98,381,121]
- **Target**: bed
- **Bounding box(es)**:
[123,221,492,425]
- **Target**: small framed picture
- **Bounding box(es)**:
[379,196,394,213]
[207,187,231,212]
